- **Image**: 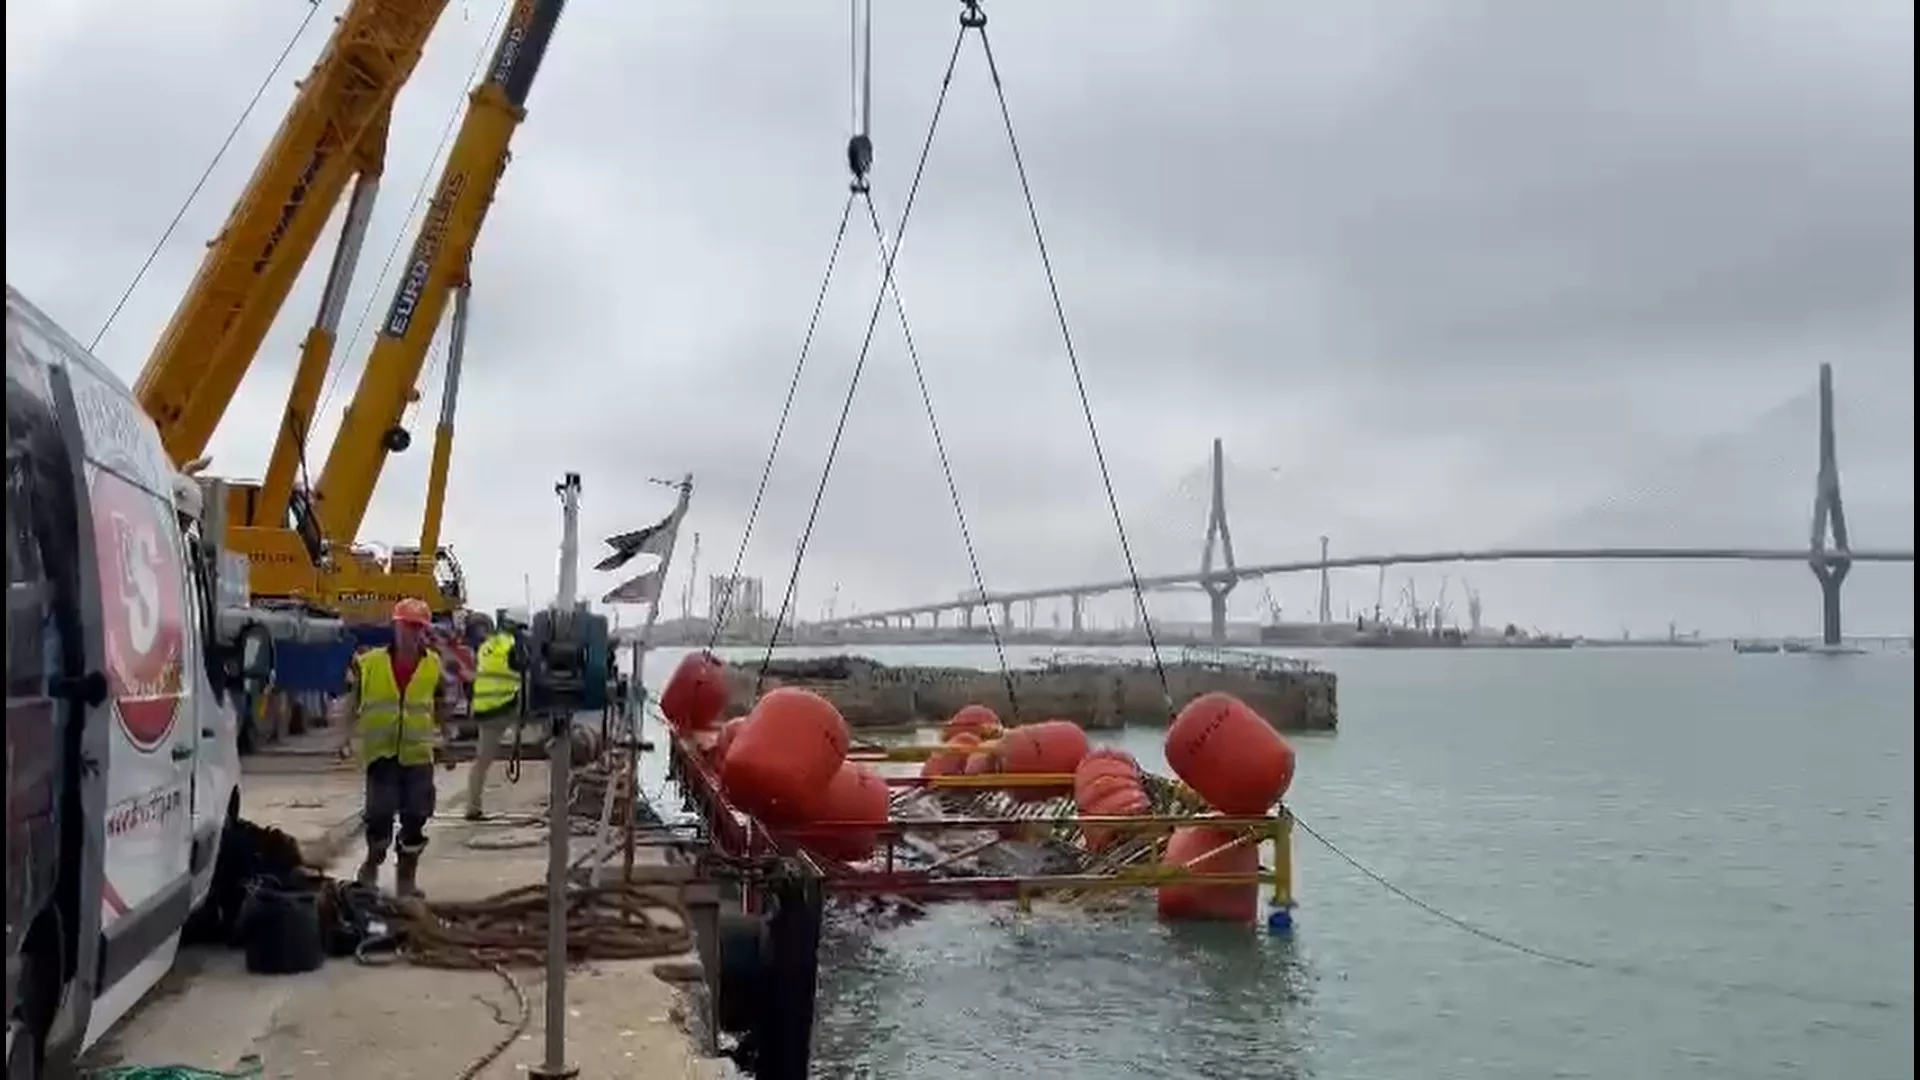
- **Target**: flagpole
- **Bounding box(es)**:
[620,473,692,881]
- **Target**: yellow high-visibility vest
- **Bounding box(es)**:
[471,632,521,717]
[354,647,443,766]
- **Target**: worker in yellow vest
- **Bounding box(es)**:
[462,611,528,820]
[337,597,450,898]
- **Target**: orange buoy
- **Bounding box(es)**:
[797,761,891,863]
[1077,772,1150,852]
[942,704,1002,742]
[661,651,729,733]
[998,720,1090,803]
[1164,693,1296,815]
[1156,825,1260,923]
[1073,749,1140,803]
[998,720,1090,775]
[962,748,998,775]
[711,716,748,764]
[921,731,981,780]
[722,688,850,819]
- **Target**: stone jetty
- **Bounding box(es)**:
[720,648,1337,733]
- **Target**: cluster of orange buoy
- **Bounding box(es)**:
[661,652,1297,924]
[662,653,889,863]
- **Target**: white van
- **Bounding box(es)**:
[6,284,273,1077]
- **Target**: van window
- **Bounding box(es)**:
[6,396,57,703]
[181,519,222,699]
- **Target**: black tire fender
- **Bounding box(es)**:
[711,912,770,1036]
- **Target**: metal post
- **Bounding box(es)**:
[532,708,578,1080]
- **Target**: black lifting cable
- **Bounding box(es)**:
[967,1,1174,710]
[1291,812,1912,1013]
[857,191,1021,718]
[706,191,858,652]
[91,1,325,352]
[754,24,971,690]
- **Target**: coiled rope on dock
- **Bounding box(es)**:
[324,878,694,1079]
[391,881,692,969]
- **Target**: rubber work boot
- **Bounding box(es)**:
[394,850,425,900]
[355,842,388,889]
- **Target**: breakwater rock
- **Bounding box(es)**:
[719,649,1337,733]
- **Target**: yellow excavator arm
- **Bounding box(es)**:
[133,0,452,467]
[314,0,568,548]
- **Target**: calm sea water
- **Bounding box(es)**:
[636,645,1915,1080]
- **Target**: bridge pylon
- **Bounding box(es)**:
[1199,437,1238,643]
[1809,362,1851,647]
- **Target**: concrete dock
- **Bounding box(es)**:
[77,735,722,1079]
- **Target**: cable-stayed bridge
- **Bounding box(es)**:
[819,365,1913,645]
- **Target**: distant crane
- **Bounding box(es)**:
[1465,581,1484,636]
[1260,581,1284,626]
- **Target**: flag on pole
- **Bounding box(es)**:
[594,511,679,571]
[602,567,666,605]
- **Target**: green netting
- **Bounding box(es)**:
[84,1055,263,1080]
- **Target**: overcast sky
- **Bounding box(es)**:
[6,0,1913,635]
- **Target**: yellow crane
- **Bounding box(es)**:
[134,0,450,470]
[130,0,454,601]
[131,0,569,622]
[305,0,570,619]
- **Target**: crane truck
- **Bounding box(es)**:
[6,285,332,1076]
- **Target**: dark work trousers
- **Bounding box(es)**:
[364,756,437,854]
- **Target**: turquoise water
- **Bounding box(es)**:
[637,646,1914,1080]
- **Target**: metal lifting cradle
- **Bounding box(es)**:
[663,0,1299,934]
[667,733,1298,921]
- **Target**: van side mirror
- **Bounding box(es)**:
[225,623,276,695]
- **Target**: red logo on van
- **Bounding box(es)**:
[90,468,186,752]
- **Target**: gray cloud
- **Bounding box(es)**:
[5,0,1911,636]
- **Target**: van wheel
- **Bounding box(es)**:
[6,952,45,1080]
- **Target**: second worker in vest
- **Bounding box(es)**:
[462,611,528,821]
[338,597,453,898]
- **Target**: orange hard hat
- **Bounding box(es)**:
[392,598,433,627]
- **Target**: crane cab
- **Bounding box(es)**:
[5,285,275,1076]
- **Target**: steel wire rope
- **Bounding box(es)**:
[857,190,1021,717]
[754,25,970,688]
[970,7,1174,710]
[313,0,515,431]
[705,192,858,649]
[90,1,328,352]
[1291,812,1911,1012]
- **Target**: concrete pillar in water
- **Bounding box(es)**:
[1198,437,1238,644]
[1808,363,1851,648]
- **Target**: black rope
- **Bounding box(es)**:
[755,26,970,689]
[858,192,1020,718]
[90,1,325,352]
[707,192,857,650]
[971,8,1173,711]
[1292,812,1910,1012]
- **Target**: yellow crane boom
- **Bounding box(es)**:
[133,0,451,468]
[314,0,568,554]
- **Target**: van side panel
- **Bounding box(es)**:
[53,325,197,994]
[7,286,209,1055]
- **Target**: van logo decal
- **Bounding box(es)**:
[91,467,186,752]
